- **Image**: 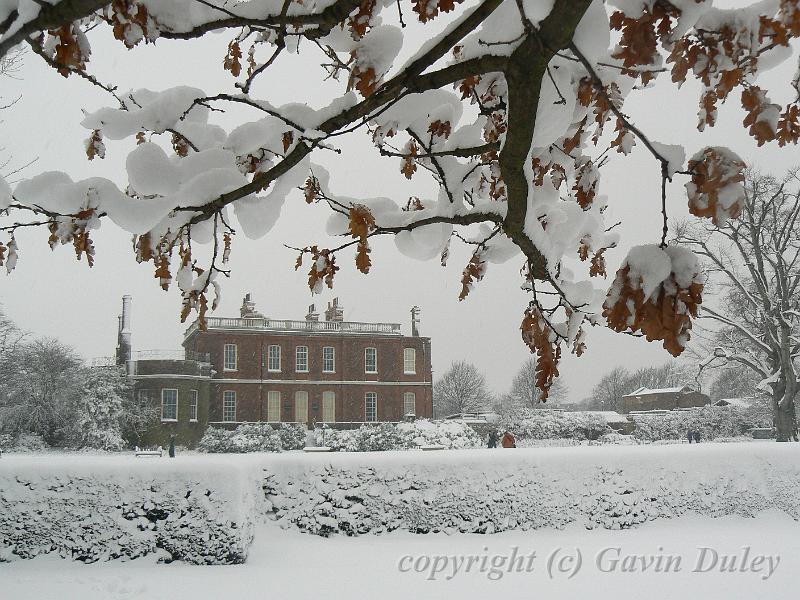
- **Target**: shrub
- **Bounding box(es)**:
[274,423,307,450]
[198,424,281,453]
[631,406,750,442]
[499,409,610,441]
[0,432,49,452]
[395,419,481,449]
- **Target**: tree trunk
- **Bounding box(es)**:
[772,396,797,442]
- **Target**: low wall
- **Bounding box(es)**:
[0,456,258,564]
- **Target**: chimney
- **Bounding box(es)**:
[325,297,344,322]
[305,303,319,321]
[411,305,421,337]
[240,293,264,319]
[116,295,132,366]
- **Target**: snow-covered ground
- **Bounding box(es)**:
[3,514,800,600]
[3,443,800,598]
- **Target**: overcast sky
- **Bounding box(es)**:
[1,1,798,402]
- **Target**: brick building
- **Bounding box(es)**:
[118,295,433,447]
[621,386,710,413]
[183,295,433,428]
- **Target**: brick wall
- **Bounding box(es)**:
[186,329,433,427]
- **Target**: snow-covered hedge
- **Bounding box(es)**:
[263,444,800,536]
[632,406,753,441]
[499,409,610,441]
[0,457,258,564]
[314,420,481,451]
[0,433,49,453]
[198,423,283,453]
[275,423,307,450]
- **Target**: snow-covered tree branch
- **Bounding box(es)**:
[1,0,800,399]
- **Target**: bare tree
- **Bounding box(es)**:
[586,366,631,412]
[503,358,568,409]
[433,361,492,417]
[676,170,800,441]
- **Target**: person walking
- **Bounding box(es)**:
[686,430,693,444]
[693,430,701,444]
[487,430,498,448]
[501,431,516,448]
[168,434,176,458]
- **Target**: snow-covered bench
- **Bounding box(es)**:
[134,446,163,457]
[420,444,446,451]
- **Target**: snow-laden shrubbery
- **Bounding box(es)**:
[275,423,307,450]
[198,423,282,453]
[499,409,610,441]
[263,445,800,537]
[632,406,753,442]
[0,457,257,564]
[314,420,481,451]
[0,432,48,453]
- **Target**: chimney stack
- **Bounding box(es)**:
[411,305,421,337]
[305,303,319,321]
[240,293,264,319]
[116,295,132,366]
[325,297,344,322]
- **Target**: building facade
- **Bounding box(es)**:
[182,296,433,429]
[116,295,432,448]
[621,386,710,413]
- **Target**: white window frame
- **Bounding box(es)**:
[365,392,377,422]
[295,391,309,423]
[222,390,237,423]
[322,391,336,423]
[403,392,416,417]
[403,348,416,374]
[268,345,281,372]
[161,389,178,422]
[295,345,309,373]
[322,346,335,373]
[189,389,198,422]
[267,391,281,422]
[223,343,237,371]
[365,347,377,374]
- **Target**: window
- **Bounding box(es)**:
[137,389,151,404]
[223,343,237,371]
[161,389,178,421]
[295,391,308,424]
[189,389,198,422]
[403,392,416,417]
[267,391,281,422]
[322,391,336,422]
[295,346,308,372]
[365,392,377,422]
[365,347,377,374]
[322,346,335,373]
[403,348,416,374]
[223,390,236,422]
[268,345,281,372]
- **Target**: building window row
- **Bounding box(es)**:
[220,390,410,423]
[223,343,418,375]
[156,388,200,423]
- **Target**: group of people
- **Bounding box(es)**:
[487,430,516,448]
[686,430,702,443]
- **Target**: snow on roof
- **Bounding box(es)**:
[624,386,691,397]
[714,397,751,408]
